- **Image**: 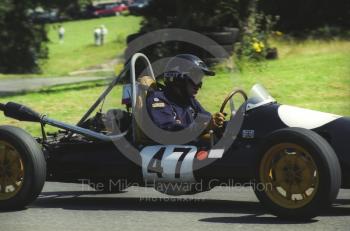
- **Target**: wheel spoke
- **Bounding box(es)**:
[7,177,18,189]
[305,160,317,173]
[10,165,23,181]
[0,145,5,164]
[301,192,308,200]
[0,177,7,193]
[286,184,293,200]
[297,152,316,171]
[10,158,20,174]
[273,178,283,187]
[295,154,316,175]
[311,176,318,187]
[8,152,19,166]
[296,184,309,199]
[285,190,292,200]
[269,161,277,170]
[1,146,9,165]
[278,154,293,167]
[292,154,298,167]
[0,174,5,184]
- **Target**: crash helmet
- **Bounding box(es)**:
[163,54,215,87]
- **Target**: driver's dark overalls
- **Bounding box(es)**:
[146,87,211,132]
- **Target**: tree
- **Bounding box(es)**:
[259,0,350,32]
[0,0,90,74]
[0,0,48,73]
[137,0,349,35]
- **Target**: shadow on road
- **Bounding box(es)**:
[33,191,266,214]
[199,215,318,224]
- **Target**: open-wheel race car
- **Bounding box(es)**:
[0,53,349,220]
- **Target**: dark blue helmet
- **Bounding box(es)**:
[164,54,215,85]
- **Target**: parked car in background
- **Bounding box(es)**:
[85,3,128,17]
[128,0,150,15]
[29,9,68,23]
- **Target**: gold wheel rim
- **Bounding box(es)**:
[259,143,319,209]
[0,141,25,200]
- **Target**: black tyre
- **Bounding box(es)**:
[0,126,46,210]
[253,127,341,220]
[223,27,240,41]
[204,31,238,45]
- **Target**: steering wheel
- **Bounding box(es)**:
[220,89,248,117]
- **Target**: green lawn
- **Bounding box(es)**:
[199,39,350,116]
[0,39,349,136]
[0,15,141,79]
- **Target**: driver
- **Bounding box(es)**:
[146,54,226,135]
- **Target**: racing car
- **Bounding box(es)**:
[0,53,349,220]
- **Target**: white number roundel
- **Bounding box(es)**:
[140,145,197,183]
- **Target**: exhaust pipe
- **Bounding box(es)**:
[0,102,125,142]
[0,102,41,122]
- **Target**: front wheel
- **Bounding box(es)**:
[0,126,46,210]
[253,127,341,220]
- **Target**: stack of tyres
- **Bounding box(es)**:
[202,27,240,66]
[124,28,240,66]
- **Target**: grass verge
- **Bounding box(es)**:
[0,15,141,79]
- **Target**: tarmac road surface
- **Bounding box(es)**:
[0,182,349,231]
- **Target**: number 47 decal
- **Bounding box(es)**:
[147,147,192,178]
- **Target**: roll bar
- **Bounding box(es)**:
[130,53,156,111]
[129,53,156,143]
[76,53,155,127]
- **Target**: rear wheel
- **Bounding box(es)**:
[0,126,46,210]
[253,127,341,220]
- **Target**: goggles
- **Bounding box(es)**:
[164,68,204,85]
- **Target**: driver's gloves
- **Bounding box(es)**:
[210,112,226,129]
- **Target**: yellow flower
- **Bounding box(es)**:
[259,42,265,48]
[275,31,283,36]
[252,42,262,53]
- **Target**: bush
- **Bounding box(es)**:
[0,0,91,74]
[0,1,48,73]
[234,0,277,61]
